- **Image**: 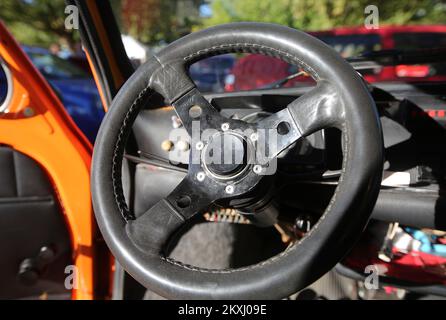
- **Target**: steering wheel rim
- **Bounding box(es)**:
[92,22,383,299]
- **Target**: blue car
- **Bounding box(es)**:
[22,46,104,142]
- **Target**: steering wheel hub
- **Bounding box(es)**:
[202,131,249,179]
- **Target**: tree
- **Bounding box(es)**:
[0,0,205,48]
[120,0,204,44]
[0,0,79,49]
[202,0,446,31]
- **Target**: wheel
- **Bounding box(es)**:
[91,22,383,299]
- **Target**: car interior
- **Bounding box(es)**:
[0,0,445,301]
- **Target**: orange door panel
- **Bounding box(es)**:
[0,21,95,299]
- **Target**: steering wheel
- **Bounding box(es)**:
[91,22,383,299]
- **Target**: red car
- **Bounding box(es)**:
[226,25,446,91]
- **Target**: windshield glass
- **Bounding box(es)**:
[393,32,446,49]
[390,32,446,79]
[317,34,382,58]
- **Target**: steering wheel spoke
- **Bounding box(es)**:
[172,88,227,137]
[149,60,226,136]
[126,174,217,254]
[287,81,345,135]
[150,60,196,104]
[256,81,345,164]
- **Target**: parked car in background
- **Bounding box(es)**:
[225,25,446,91]
[22,46,104,142]
[189,54,235,92]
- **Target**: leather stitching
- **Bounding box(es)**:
[112,87,154,221]
[182,43,321,81]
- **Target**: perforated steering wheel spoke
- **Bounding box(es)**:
[172,88,225,136]
[148,60,228,136]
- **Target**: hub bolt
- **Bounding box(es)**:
[189,105,202,118]
[196,172,206,182]
[225,185,234,194]
[196,141,204,150]
[253,165,262,174]
[250,132,258,142]
[221,123,230,131]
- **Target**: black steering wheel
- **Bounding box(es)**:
[91,22,383,299]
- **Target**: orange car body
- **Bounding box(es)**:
[0,21,98,299]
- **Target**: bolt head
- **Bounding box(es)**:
[195,141,204,150]
[23,107,34,117]
[225,185,234,194]
[221,123,230,131]
[189,105,202,118]
[253,165,262,174]
[250,132,258,142]
[161,140,174,152]
[196,172,205,182]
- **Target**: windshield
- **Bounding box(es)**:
[189,55,235,74]
[389,32,446,79]
[5,1,446,92]
[221,30,446,91]
[393,32,446,49]
[317,34,382,58]
[27,52,89,80]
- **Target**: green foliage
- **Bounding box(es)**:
[0,0,79,48]
[0,0,444,49]
[203,0,446,31]
[120,0,204,44]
